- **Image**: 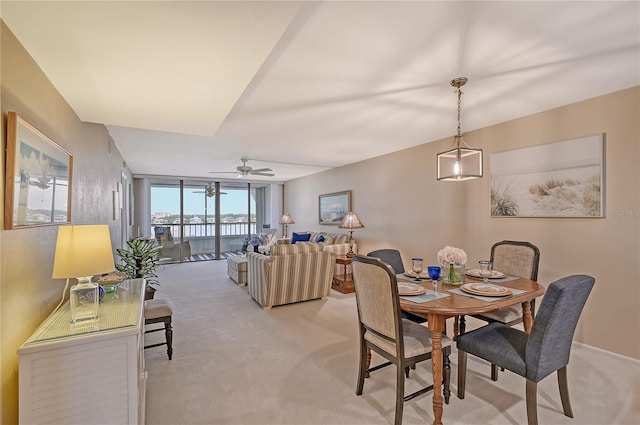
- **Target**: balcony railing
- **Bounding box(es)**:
[151,222,257,239]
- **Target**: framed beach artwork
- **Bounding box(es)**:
[4,112,73,229]
[319,190,351,225]
[490,134,604,218]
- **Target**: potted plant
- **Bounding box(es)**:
[116,238,163,300]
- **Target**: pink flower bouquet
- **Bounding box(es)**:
[437,246,467,266]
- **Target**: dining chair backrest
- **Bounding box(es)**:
[491,240,540,281]
[367,249,405,274]
[351,255,403,352]
[525,274,595,382]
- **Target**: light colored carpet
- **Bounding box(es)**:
[144,260,640,425]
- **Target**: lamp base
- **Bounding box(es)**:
[346,231,356,258]
[70,276,99,324]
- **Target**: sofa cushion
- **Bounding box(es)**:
[270,242,323,256]
[332,234,349,244]
[292,232,311,244]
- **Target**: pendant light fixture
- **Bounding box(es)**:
[436,77,483,181]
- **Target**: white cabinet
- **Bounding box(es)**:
[18,279,146,425]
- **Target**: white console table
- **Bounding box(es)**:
[18,279,146,425]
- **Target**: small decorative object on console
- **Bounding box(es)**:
[98,272,128,293]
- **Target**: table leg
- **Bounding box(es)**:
[522,301,533,333]
[453,316,459,341]
[428,314,446,425]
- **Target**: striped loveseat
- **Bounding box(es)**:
[297,232,357,274]
[247,242,336,309]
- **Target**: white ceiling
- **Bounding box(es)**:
[2,1,639,182]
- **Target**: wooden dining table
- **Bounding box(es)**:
[398,275,545,425]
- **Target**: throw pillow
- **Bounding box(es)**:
[291,232,311,244]
[333,234,349,244]
[249,235,261,246]
[315,235,325,243]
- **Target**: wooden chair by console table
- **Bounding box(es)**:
[332,256,354,293]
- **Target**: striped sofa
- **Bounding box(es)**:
[247,242,336,309]
[300,232,357,274]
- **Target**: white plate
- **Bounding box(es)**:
[397,282,427,296]
[465,269,506,279]
[404,271,430,279]
[461,283,511,296]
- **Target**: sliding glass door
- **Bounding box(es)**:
[149,179,261,262]
[219,183,256,254]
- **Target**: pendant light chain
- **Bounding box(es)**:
[456,85,463,138]
[450,76,468,145]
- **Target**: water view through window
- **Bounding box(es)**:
[150,182,257,260]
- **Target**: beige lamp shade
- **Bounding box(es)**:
[338,212,365,230]
[338,212,364,258]
[280,213,295,225]
[52,225,115,279]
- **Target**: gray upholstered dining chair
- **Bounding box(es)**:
[367,249,406,274]
[351,255,451,425]
[368,249,427,324]
[460,240,540,380]
[457,274,595,425]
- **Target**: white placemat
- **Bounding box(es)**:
[448,287,526,302]
[400,290,450,303]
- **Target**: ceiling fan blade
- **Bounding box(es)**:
[210,159,275,177]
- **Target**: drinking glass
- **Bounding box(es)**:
[427,265,441,293]
[478,260,493,284]
[411,258,424,281]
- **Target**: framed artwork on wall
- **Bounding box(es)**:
[490,134,605,218]
[4,112,73,229]
[319,190,351,225]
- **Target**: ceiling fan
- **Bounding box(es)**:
[192,183,226,198]
[28,175,68,190]
[209,158,275,178]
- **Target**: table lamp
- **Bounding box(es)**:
[52,225,115,324]
[280,212,295,239]
[338,212,365,258]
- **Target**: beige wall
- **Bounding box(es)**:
[285,86,640,360]
[0,22,131,424]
